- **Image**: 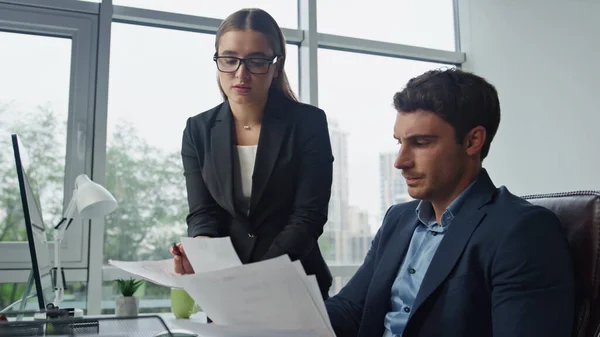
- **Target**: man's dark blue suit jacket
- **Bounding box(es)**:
[325,170,575,337]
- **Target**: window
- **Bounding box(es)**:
[1,0,463,314]
[113,0,298,29]
[104,23,298,311]
[318,49,451,270]
[0,32,70,246]
[0,28,91,311]
[0,281,87,312]
[0,31,71,310]
[317,0,456,51]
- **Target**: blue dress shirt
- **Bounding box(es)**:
[382,180,477,337]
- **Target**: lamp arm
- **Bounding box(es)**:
[51,191,76,308]
[52,226,66,308]
[64,192,77,219]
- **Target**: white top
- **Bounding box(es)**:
[233,145,257,216]
[236,145,257,198]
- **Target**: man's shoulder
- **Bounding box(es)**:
[488,186,559,223]
[475,186,564,247]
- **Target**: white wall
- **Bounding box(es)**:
[458,0,600,195]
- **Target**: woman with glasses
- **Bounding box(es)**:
[170,8,333,300]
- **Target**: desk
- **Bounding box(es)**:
[1,312,208,336]
[155,312,208,330]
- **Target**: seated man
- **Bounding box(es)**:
[325,68,575,337]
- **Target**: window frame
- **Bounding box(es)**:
[0,1,99,276]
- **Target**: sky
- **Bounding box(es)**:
[1,0,455,237]
[0,32,71,228]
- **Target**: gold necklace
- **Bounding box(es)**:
[241,121,260,131]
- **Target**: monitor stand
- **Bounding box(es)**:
[0,270,36,321]
[1,269,84,320]
[16,271,35,320]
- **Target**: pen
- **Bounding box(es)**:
[171,242,182,256]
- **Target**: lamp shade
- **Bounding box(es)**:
[74,174,118,219]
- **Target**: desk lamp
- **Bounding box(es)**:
[51,174,117,308]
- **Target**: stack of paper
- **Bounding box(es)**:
[108,258,180,288]
[108,237,334,337]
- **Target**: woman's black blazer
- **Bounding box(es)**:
[181,90,334,299]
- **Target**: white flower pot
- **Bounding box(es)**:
[115,296,139,317]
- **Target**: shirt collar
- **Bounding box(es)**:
[415,173,480,232]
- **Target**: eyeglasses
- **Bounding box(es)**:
[213,55,279,75]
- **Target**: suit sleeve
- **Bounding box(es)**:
[324,206,394,337]
[491,207,575,337]
[181,118,228,238]
[261,108,333,261]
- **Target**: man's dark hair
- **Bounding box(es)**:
[393,68,501,160]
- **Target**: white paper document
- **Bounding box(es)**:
[108,259,179,288]
[175,255,334,337]
[108,237,242,288]
[108,236,334,337]
[179,237,242,273]
[292,261,334,335]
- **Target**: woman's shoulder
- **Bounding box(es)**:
[183,102,228,137]
[291,100,325,115]
[188,101,226,125]
[278,96,327,125]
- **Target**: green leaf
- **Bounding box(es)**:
[114,278,144,297]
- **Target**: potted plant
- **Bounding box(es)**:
[114,278,144,317]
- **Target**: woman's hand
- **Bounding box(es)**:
[170,242,195,275]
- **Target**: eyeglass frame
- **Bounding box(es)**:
[213,54,280,75]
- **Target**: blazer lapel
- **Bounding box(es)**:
[409,171,496,319]
[360,210,419,335]
[249,94,290,216]
[210,101,236,216]
[409,208,485,318]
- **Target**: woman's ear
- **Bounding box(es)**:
[274,56,285,79]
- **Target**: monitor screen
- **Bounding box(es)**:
[11,134,55,310]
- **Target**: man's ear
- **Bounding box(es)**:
[464,126,487,157]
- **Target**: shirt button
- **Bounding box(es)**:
[408,268,416,274]
[403,306,410,313]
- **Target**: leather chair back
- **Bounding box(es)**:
[522,191,600,337]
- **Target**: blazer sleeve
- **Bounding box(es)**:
[490,207,575,337]
[260,108,334,261]
[181,118,228,238]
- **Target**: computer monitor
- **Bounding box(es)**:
[11,134,55,310]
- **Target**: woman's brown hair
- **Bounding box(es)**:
[215,8,298,102]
